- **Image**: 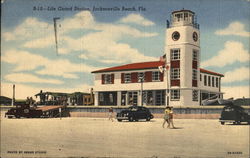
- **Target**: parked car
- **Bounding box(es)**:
[219,104,250,125]
[116,106,154,122]
[5,104,43,118]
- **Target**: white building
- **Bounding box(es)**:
[92,9,224,107]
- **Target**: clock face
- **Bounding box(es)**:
[193,32,198,42]
[172,31,180,41]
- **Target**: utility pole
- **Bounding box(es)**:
[53,17,60,55]
[139,76,144,106]
[12,84,15,106]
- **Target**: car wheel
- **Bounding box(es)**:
[146,117,151,121]
[129,117,133,122]
[220,122,225,125]
[117,119,122,122]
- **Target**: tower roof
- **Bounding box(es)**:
[172,9,194,14]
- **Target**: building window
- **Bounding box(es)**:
[193,50,198,61]
[171,90,180,101]
[138,72,145,82]
[109,94,113,103]
[208,76,211,86]
[171,68,180,79]
[192,69,197,80]
[124,73,131,83]
[216,78,219,88]
[152,71,160,81]
[192,90,198,101]
[155,90,165,106]
[212,77,215,87]
[200,74,202,81]
[104,74,112,84]
[204,75,207,86]
[99,93,104,102]
[171,49,180,60]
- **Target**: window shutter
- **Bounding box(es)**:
[145,71,152,82]
[192,61,197,69]
[121,73,124,83]
[171,80,180,86]
[131,72,138,83]
[111,74,114,84]
[101,74,105,84]
[160,72,164,81]
[192,80,197,87]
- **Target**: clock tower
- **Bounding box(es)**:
[165,9,200,106]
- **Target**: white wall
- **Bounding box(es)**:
[200,73,221,93]
[93,69,167,92]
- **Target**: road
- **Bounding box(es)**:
[0,114,249,158]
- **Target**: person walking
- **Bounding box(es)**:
[162,106,170,128]
[108,107,114,122]
[169,107,176,129]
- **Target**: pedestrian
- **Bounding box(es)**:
[108,107,114,122]
[169,107,176,129]
[162,106,170,128]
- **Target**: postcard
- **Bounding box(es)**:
[1,0,249,158]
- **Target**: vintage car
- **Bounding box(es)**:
[116,106,154,122]
[219,104,250,125]
[5,104,69,118]
[5,105,43,118]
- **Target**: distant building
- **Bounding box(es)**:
[91,9,224,107]
[0,96,12,105]
[35,90,94,106]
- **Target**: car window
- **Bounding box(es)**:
[224,107,234,112]
[131,107,138,111]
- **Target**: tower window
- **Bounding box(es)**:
[184,13,188,20]
[171,68,180,79]
[152,71,160,81]
[192,69,197,80]
[171,90,180,101]
[171,49,180,60]
[193,50,198,61]
[192,90,198,101]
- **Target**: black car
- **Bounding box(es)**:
[116,106,154,122]
[219,104,250,125]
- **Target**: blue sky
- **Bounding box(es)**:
[1,0,249,99]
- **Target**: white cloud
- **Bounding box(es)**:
[4,11,158,63]
[222,86,249,99]
[4,73,63,84]
[2,50,99,79]
[2,17,52,41]
[215,21,250,37]
[201,41,249,67]
[1,82,92,100]
[222,67,250,83]
[23,35,54,48]
[120,13,155,26]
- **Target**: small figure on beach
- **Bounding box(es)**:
[169,106,176,129]
[108,107,114,122]
[162,106,170,128]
